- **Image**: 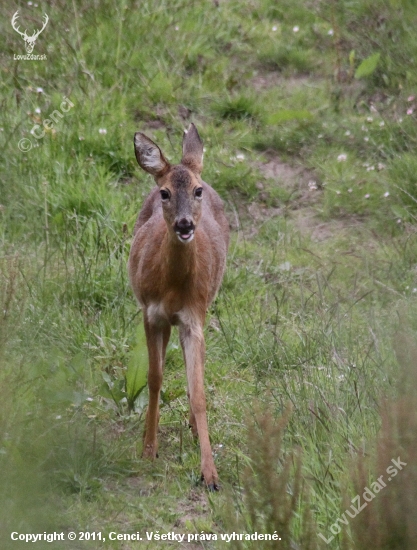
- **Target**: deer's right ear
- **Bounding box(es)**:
[134,133,170,177]
[181,123,203,175]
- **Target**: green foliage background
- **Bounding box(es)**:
[1,0,417,547]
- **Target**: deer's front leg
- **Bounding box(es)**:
[179,321,219,490]
[187,388,198,438]
[143,316,170,459]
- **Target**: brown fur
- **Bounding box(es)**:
[128,124,229,489]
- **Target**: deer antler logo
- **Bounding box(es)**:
[11,10,49,54]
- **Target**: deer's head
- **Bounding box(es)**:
[134,124,205,244]
[11,11,49,54]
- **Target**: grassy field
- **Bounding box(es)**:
[1,0,417,548]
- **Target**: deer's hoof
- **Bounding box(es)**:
[142,443,158,459]
[201,473,220,492]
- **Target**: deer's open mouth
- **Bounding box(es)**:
[176,229,194,243]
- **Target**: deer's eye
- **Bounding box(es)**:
[194,187,203,198]
[160,189,171,201]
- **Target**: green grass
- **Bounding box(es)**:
[1,0,417,548]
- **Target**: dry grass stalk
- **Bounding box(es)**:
[344,327,417,549]
[225,405,320,549]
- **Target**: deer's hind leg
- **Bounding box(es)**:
[142,315,171,459]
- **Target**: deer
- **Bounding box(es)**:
[128,124,229,491]
[11,11,49,54]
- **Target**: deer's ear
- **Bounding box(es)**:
[181,123,203,175]
[134,133,170,177]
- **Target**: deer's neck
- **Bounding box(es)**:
[163,232,198,284]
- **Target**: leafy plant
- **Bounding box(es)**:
[125,323,148,412]
[100,323,148,413]
[354,53,381,79]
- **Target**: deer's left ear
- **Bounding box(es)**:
[134,133,170,177]
[181,123,203,175]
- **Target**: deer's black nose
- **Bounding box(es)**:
[175,218,195,233]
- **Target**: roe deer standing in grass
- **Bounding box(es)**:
[128,124,229,490]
